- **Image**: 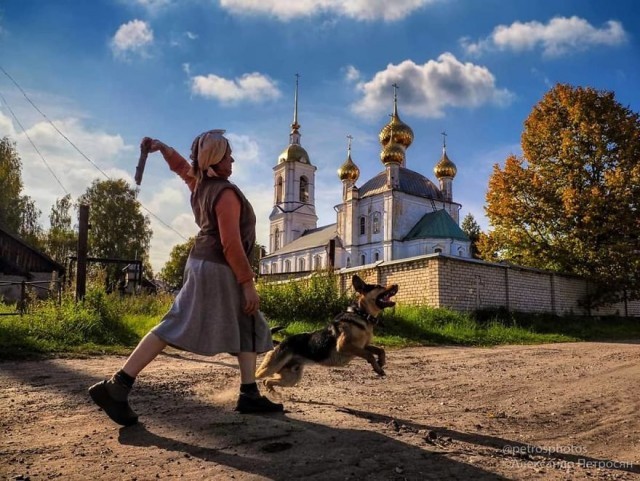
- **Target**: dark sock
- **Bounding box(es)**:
[114,369,136,388]
[240,382,259,396]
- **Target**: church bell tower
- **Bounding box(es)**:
[268,74,318,253]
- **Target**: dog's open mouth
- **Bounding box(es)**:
[376,284,398,308]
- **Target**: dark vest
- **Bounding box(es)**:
[189,177,256,264]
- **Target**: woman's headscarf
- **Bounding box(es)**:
[189,129,229,183]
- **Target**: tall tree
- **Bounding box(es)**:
[18,197,43,249]
[0,136,43,247]
[159,237,195,290]
[0,136,24,231]
[45,194,77,265]
[79,179,152,283]
[461,213,482,259]
[481,84,640,302]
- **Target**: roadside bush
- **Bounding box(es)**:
[258,271,351,324]
[24,288,137,345]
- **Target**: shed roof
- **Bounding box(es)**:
[0,223,65,276]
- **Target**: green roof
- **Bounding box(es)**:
[403,210,469,242]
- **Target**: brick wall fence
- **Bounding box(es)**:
[260,253,640,317]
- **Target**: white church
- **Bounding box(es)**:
[259,81,471,275]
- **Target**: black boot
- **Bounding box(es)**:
[235,392,284,414]
[89,373,138,426]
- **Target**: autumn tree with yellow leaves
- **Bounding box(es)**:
[480,84,640,304]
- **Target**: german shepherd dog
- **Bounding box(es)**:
[256,275,398,392]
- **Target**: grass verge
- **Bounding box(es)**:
[1,288,639,360]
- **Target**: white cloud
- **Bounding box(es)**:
[0,113,134,231]
[190,72,281,104]
[219,0,436,22]
[351,53,513,119]
[135,0,171,6]
[462,16,627,57]
[344,65,361,83]
[111,19,154,58]
[127,0,178,15]
[0,110,16,137]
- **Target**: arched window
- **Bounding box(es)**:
[274,227,280,251]
[374,252,379,262]
[284,260,291,273]
[361,254,366,265]
[346,257,351,268]
[271,263,278,274]
[313,255,321,270]
[372,212,381,234]
[359,216,366,236]
[299,176,309,203]
[434,247,442,254]
[276,176,283,204]
[458,247,465,257]
[298,258,306,271]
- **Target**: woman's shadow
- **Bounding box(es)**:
[117,393,509,481]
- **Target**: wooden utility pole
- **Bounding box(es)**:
[76,204,89,301]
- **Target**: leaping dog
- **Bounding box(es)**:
[256,275,398,392]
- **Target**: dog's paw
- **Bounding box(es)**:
[373,366,386,377]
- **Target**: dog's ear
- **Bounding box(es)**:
[352,275,367,293]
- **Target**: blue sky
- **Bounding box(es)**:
[1,0,638,272]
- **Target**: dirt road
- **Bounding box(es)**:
[2,342,640,480]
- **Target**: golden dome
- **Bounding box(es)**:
[379,113,414,149]
[434,148,457,178]
[338,153,360,183]
[380,140,405,165]
[278,143,310,164]
[379,84,414,149]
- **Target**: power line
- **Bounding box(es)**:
[0,65,188,242]
[0,91,70,195]
[1,66,112,180]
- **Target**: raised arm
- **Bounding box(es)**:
[141,137,196,192]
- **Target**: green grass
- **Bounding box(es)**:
[268,304,640,348]
[1,281,639,360]
[0,289,173,360]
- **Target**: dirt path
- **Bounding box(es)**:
[2,342,640,481]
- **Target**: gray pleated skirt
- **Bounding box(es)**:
[152,257,273,356]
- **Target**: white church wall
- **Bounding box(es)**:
[356,198,384,244]
[394,193,437,239]
[353,244,386,266]
[261,246,330,275]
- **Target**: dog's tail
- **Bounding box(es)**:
[255,345,294,379]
